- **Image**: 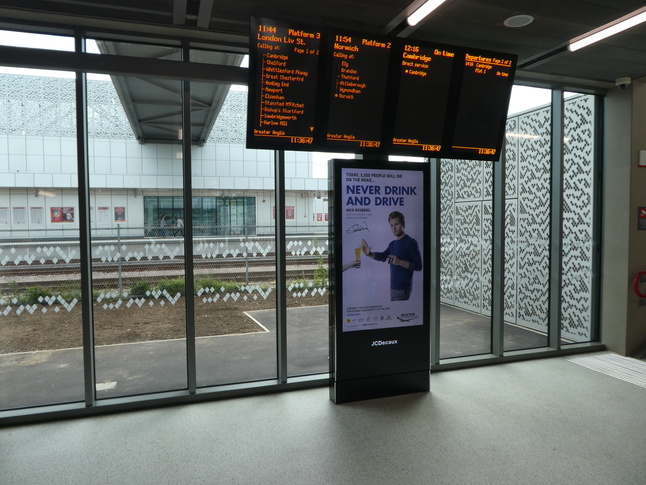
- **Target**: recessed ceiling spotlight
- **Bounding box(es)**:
[504,14,534,28]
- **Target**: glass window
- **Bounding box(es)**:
[0,29,604,420]
[0,30,74,52]
[439,159,494,359]
[88,38,180,60]
[286,151,330,377]
[0,68,83,410]
[504,85,552,352]
[87,73,187,399]
[192,81,278,387]
[561,93,598,345]
[189,49,246,67]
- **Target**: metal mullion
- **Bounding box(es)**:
[181,41,197,394]
[430,158,441,365]
[275,150,287,383]
[590,94,604,343]
[491,147,506,356]
[548,88,565,349]
[75,33,96,407]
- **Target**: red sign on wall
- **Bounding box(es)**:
[51,207,75,223]
[114,206,126,222]
[639,207,646,231]
[273,206,295,220]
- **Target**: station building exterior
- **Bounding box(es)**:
[0,73,328,239]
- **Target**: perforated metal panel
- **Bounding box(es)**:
[440,95,596,342]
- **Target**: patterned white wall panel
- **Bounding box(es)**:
[455,159,484,201]
[503,118,520,322]
[562,95,596,341]
[504,199,518,322]
[482,200,492,315]
[87,80,136,139]
[440,96,596,342]
[453,201,483,312]
[0,75,76,137]
[515,109,551,332]
[440,160,455,304]
[505,118,519,199]
[210,90,246,144]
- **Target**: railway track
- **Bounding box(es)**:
[0,254,327,288]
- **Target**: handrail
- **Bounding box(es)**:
[634,271,646,298]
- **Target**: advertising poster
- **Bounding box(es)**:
[114,206,126,223]
[51,207,75,223]
[340,166,425,332]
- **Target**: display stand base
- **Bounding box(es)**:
[330,370,430,404]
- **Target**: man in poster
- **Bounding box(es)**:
[360,211,422,301]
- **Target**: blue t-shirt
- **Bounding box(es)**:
[373,234,422,291]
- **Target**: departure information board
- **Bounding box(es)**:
[451,53,515,158]
[248,19,322,147]
[391,43,455,154]
[326,34,391,150]
[247,17,517,161]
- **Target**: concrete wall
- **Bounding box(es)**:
[602,78,646,356]
[628,79,646,356]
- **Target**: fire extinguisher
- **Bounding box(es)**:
[634,271,646,298]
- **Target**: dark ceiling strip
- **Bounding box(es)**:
[518,44,569,70]
[0,44,247,84]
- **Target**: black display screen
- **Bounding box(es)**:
[326,34,392,150]
[247,17,517,161]
[247,18,322,148]
[450,52,516,159]
[391,43,456,155]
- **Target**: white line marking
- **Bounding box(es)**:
[243,313,271,332]
[96,381,117,391]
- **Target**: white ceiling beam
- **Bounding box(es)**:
[173,0,187,25]
[197,0,215,29]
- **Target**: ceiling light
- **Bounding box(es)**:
[569,6,646,52]
[407,0,447,26]
[504,15,534,28]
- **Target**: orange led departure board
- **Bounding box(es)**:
[247,17,517,161]
[248,18,322,147]
[391,43,456,154]
[450,53,515,158]
[326,34,392,150]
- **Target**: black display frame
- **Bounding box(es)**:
[247,16,517,161]
[329,159,431,403]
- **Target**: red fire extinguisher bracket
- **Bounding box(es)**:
[634,271,646,298]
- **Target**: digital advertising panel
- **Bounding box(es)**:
[340,166,425,332]
[330,159,430,403]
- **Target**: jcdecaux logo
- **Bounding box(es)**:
[371,339,398,347]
